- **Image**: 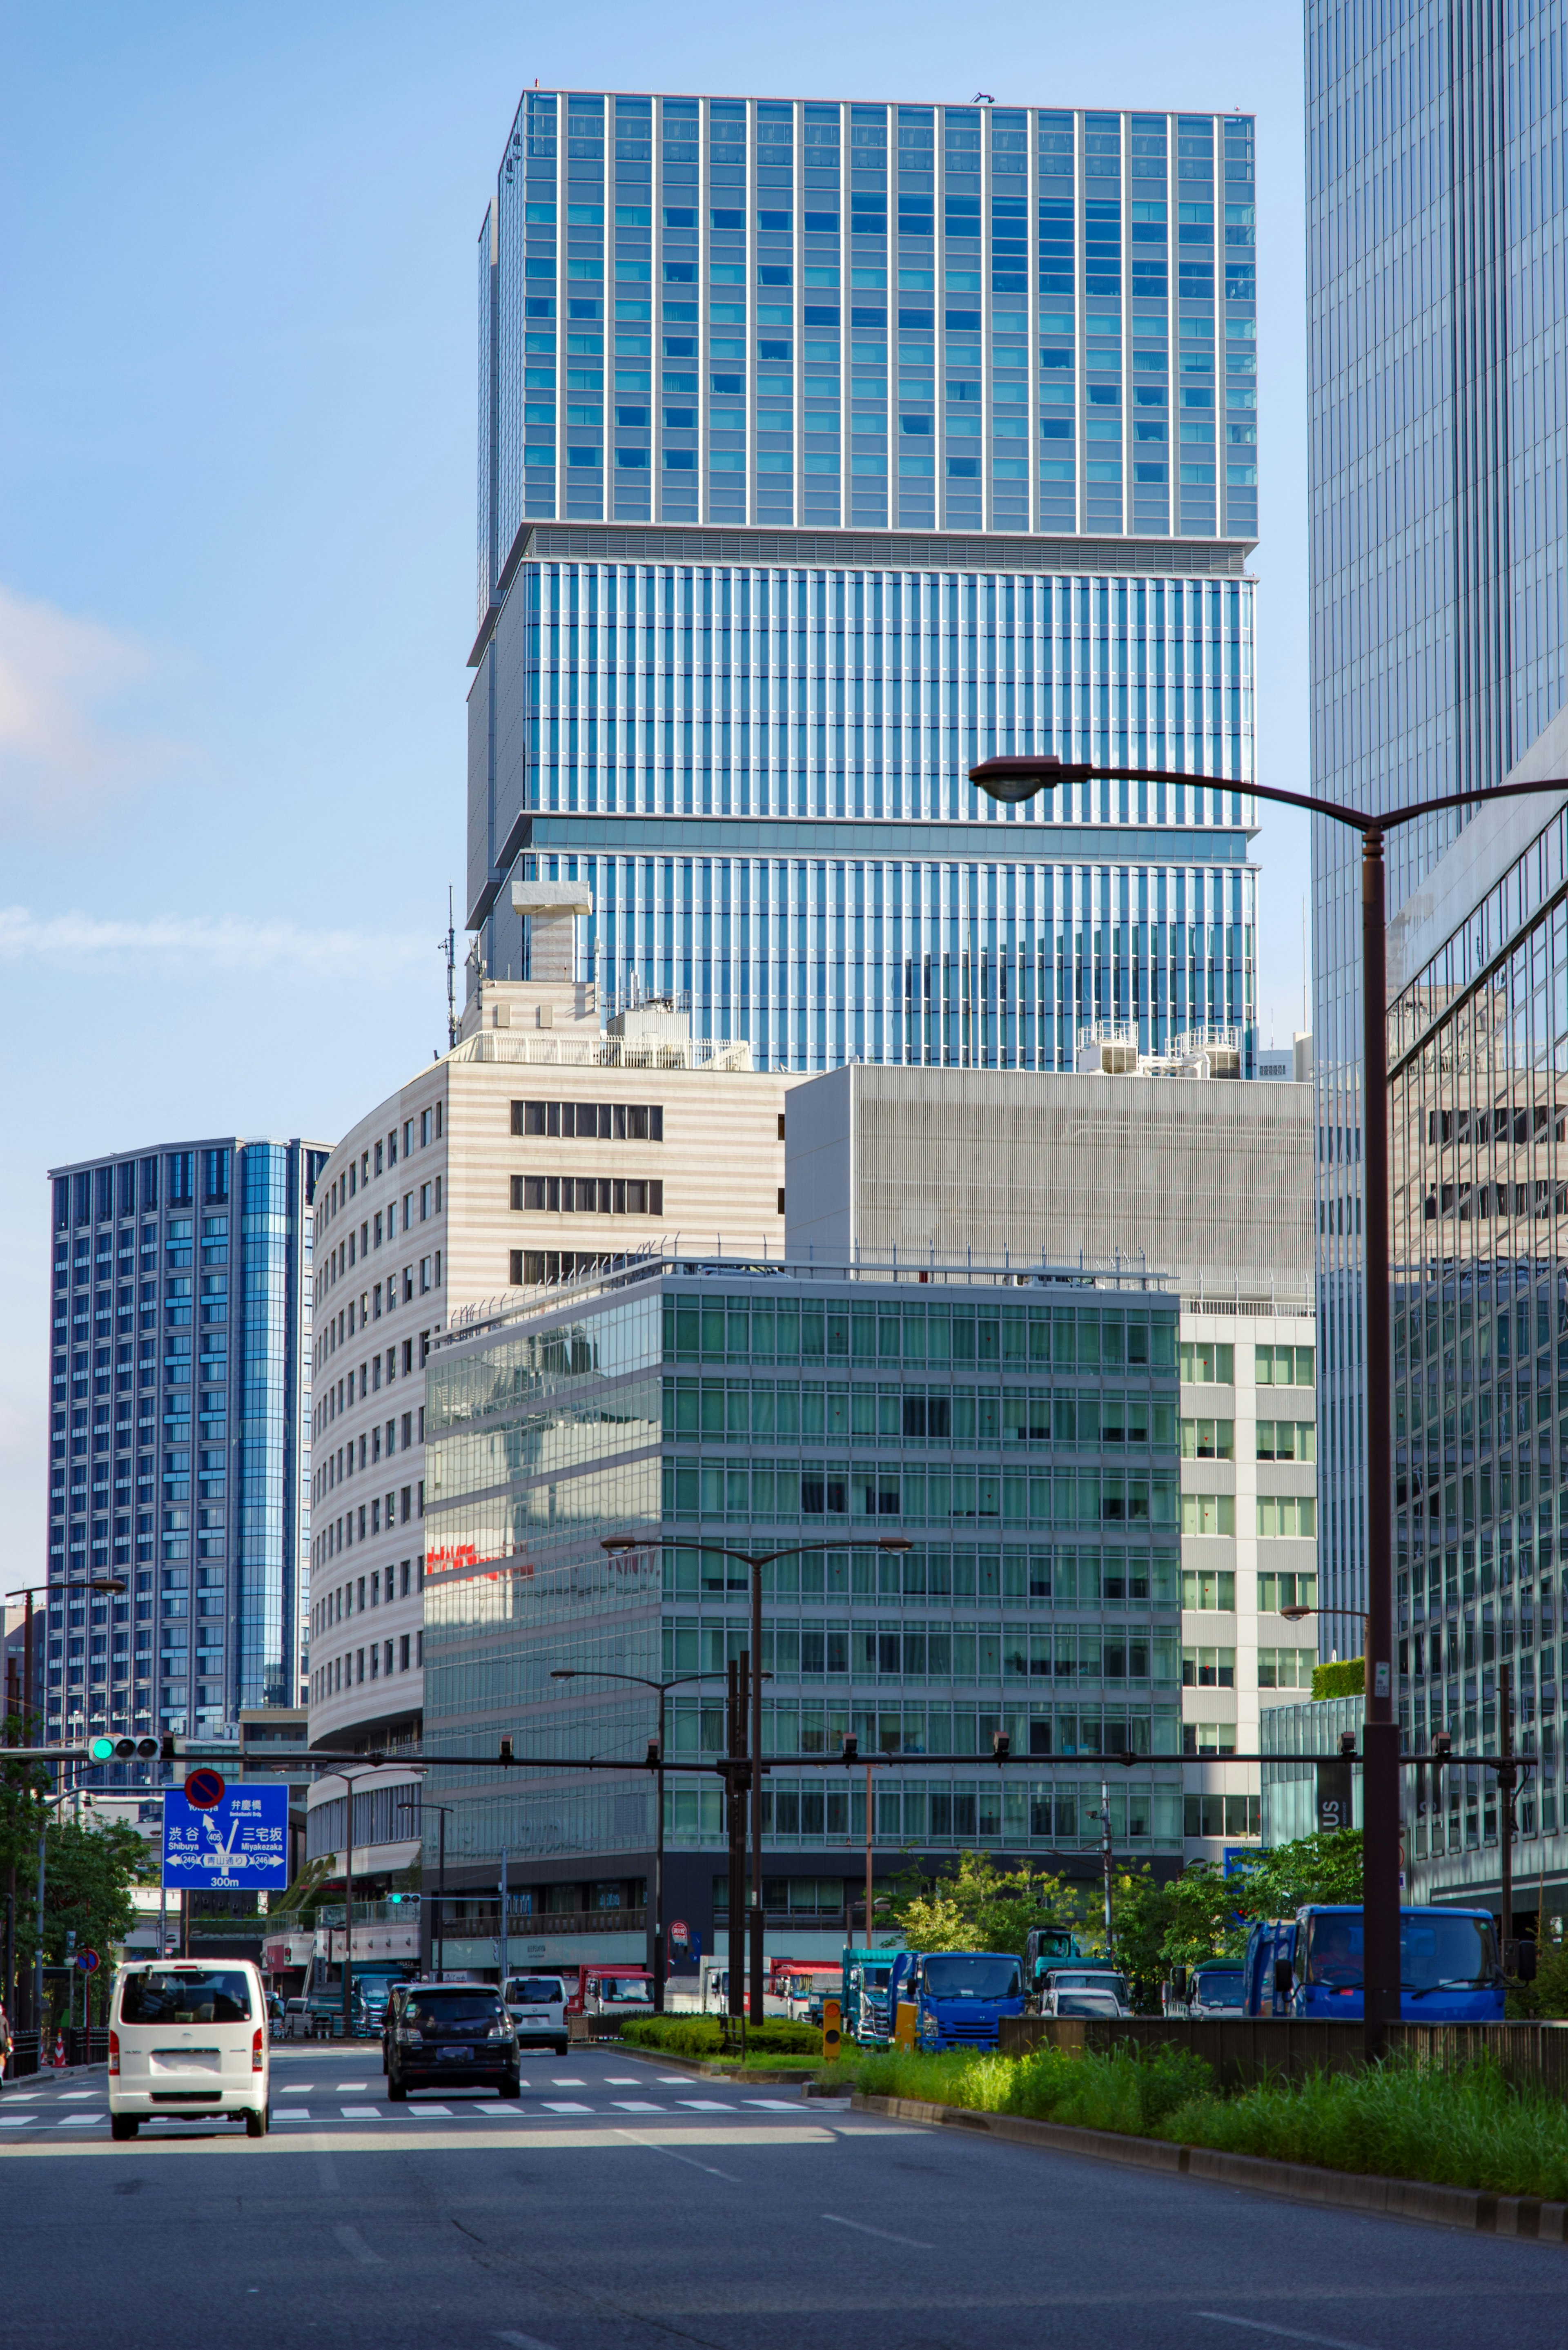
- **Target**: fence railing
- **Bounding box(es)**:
[998,2014,1568,2092]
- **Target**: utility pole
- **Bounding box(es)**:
[1499,1663,1516,1960]
[443,889,459,1051]
[726,1657,746,2024]
[1099,1778,1115,1962]
[864,1757,874,1952]
[498,1845,508,1987]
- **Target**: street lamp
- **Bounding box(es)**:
[971,749,1566,2056]
[315,1761,383,2039]
[549,1665,715,2011]
[397,1797,454,1982]
[602,1533,911,2025]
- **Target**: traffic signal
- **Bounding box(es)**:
[87,1736,116,1763]
[498,1737,514,1765]
[841,1731,859,1762]
[1431,1730,1452,1767]
[992,1729,1011,1762]
[108,1737,162,1759]
[645,1739,661,1768]
[160,1733,183,1761]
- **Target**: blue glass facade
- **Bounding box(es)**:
[422,1264,1186,1899]
[477,95,1257,551]
[470,91,1262,1074]
[45,1138,327,1742]
[1308,3,1568,1652]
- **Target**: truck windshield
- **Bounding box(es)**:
[1192,1971,1244,2004]
[121,1968,253,2024]
[1303,1912,1497,1991]
[596,1977,652,2002]
[923,1957,1022,2000]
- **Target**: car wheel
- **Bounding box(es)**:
[245,2106,270,2138]
[387,2071,407,2101]
[500,2073,521,2100]
[555,2041,569,2056]
[110,2115,138,2141]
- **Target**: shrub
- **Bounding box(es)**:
[621,2014,822,2059]
[1312,1658,1363,1700]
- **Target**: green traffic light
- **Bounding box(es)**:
[88,1737,116,1762]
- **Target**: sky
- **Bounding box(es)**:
[0,0,1313,1575]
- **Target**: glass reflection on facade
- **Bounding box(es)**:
[421,1264,1186,1888]
[45,1138,326,1746]
[1391,804,1568,1893]
[1309,3,1568,1655]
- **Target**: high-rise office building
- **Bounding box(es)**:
[1308,7,1568,1652]
[44,1140,326,1747]
[470,92,1263,1072]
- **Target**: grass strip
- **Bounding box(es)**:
[836,2043,1568,2203]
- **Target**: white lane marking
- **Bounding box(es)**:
[602,2077,641,2084]
[496,2332,560,2349]
[340,2106,382,2118]
[58,2091,96,2101]
[542,2102,592,2114]
[0,2117,38,2127]
[274,2109,311,2121]
[550,2078,586,2087]
[335,2082,371,2091]
[746,2098,803,2109]
[1197,2319,1375,2350]
[612,2101,665,2113]
[655,2076,690,2084]
[333,2223,383,2268]
[406,2104,453,2117]
[822,2213,929,2251]
[679,2100,731,2111]
[612,2127,740,2183]
[60,2117,100,2128]
[475,2104,521,2116]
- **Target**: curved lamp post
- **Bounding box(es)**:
[971,751,1566,2056]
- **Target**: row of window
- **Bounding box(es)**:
[1182,1494,1318,1538]
[1180,1341,1315,1386]
[1182,1418,1316,1461]
[316,1181,441,1301]
[511,1176,665,1216]
[663,1295,1176,1369]
[666,1378,1174,1446]
[311,1559,416,1639]
[511,1099,664,1139]
[661,1456,1179,1527]
[1183,1570,1317,1612]
[1183,1645,1315,1689]
[312,1632,421,1702]
[315,1484,422,1566]
[317,1258,441,1368]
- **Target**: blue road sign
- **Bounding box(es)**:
[163,1785,289,1891]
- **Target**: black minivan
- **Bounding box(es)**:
[384,1980,521,2100]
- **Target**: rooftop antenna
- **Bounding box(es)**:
[442,888,459,1051]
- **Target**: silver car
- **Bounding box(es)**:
[1040,1969,1134,2018]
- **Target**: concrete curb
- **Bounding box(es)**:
[851,2094,1568,2243]
[3,2060,106,2089]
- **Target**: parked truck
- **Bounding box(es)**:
[840,1946,907,2045]
[888,1949,1028,2051]
[1242,1904,1519,2023]
[1023,1926,1083,2009]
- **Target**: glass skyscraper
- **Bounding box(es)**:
[469,92,1263,1072]
[1308,5,1568,1654]
[45,1139,327,1747]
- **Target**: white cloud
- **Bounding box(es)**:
[0,905,430,977]
[0,582,189,827]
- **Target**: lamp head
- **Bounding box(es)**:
[550,1669,577,1680]
[969,754,1085,806]
[601,1537,639,1555]
[877,1536,913,1554]
[1279,1604,1312,1622]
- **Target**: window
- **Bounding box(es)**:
[1256,1419,1315,1461]
[512,1175,663,1215]
[1258,1570,1316,1613]
[1179,1340,1234,1384]
[1257,1646,1316,1689]
[1180,1493,1235,1536]
[1181,1568,1235,1610]
[1182,1722,1236,1756]
[1180,1418,1233,1459]
[1184,1793,1259,1837]
[1182,1646,1235,1688]
[1256,1343,1314,1387]
[1256,1496,1317,1538]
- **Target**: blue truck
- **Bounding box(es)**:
[1243,1905,1510,2023]
[889,1949,1029,2051]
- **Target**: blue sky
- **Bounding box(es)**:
[0,0,1312,1569]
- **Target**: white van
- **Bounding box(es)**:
[503,1973,569,2054]
[109,1959,270,2139]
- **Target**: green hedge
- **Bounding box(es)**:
[621,2015,822,2058]
[1311,1657,1363,1700]
[845,2043,1568,2202]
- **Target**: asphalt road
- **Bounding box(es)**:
[3,2042,1565,2349]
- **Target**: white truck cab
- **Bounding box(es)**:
[108,1958,270,2139]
